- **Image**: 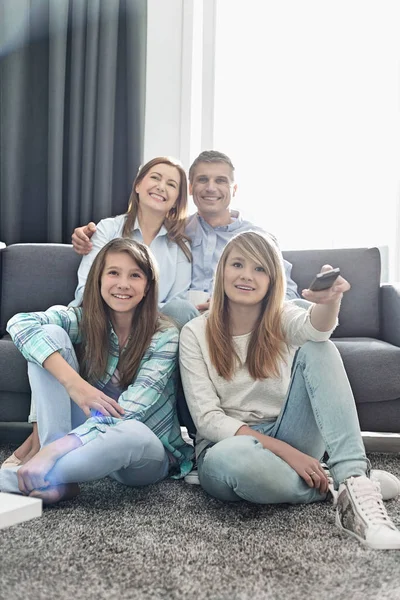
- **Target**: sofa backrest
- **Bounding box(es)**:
[0,243,382,339]
[0,244,81,335]
[282,247,381,338]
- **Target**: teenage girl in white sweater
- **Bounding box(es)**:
[179,231,400,550]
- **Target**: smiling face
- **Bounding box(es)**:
[223,247,270,309]
[189,161,237,224]
[135,162,181,217]
[100,251,148,317]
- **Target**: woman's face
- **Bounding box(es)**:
[223,247,270,309]
[135,163,181,217]
[100,251,148,317]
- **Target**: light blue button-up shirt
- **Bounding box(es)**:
[70,214,192,308]
[185,211,299,300]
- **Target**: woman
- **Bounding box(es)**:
[71,156,195,323]
[1,156,196,470]
[179,231,400,550]
[0,239,193,503]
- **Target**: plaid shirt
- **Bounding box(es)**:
[7,306,194,477]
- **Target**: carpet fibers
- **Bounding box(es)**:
[1,444,400,600]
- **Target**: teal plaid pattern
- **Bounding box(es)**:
[7,307,194,477]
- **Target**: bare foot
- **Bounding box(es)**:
[20,424,40,464]
[13,433,34,461]
[30,483,80,505]
[21,444,41,465]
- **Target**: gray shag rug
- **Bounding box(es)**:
[1,443,400,600]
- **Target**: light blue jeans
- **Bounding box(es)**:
[197,340,368,505]
[161,297,199,328]
[0,325,169,495]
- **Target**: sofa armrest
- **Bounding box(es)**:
[381,283,400,347]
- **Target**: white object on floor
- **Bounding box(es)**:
[184,469,200,485]
[0,492,42,529]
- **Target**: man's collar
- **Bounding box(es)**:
[195,209,241,228]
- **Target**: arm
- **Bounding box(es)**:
[7,306,82,365]
[7,307,124,418]
[71,222,97,255]
[43,352,124,418]
[71,326,181,449]
[17,434,82,494]
[159,243,192,307]
[235,425,329,492]
[302,264,351,332]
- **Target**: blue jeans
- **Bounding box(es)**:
[161,297,199,328]
[197,341,368,505]
[0,325,169,495]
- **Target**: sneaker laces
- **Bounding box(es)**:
[348,476,396,529]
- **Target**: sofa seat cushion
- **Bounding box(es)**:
[333,338,400,404]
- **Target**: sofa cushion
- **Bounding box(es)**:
[333,338,400,404]
[283,247,381,338]
[0,243,81,335]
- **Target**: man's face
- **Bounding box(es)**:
[189,162,237,221]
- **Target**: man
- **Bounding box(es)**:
[72,150,299,304]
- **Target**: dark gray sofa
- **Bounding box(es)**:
[1,243,400,444]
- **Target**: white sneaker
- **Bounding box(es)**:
[370,470,400,501]
[322,464,400,504]
[336,475,400,550]
[184,469,200,485]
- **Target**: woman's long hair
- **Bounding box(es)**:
[123,156,191,261]
[206,231,287,380]
[79,238,163,388]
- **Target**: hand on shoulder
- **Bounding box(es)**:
[71,222,97,255]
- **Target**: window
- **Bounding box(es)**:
[213,0,400,277]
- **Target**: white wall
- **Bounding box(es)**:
[143,0,184,164]
[144,0,215,175]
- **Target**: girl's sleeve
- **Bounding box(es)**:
[117,326,179,428]
[282,301,337,347]
[6,306,81,366]
[159,242,192,307]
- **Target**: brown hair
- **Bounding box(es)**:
[79,238,167,388]
[123,156,191,261]
[206,231,287,380]
[188,150,235,184]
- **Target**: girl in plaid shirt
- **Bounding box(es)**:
[0,238,193,504]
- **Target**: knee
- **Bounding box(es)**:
[113,420,165,460]
[41,324,71,345]
[162,298,199,327]
[297,340,339,365]
[201,436,260,480]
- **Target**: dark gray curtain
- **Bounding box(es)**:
[0,0,147,244]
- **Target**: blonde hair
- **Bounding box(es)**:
[79,238,167,388]
[123,156,191,261]
[206,231,287,380]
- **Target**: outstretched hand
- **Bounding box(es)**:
[302,264,351,304]
[71,222,96,255]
